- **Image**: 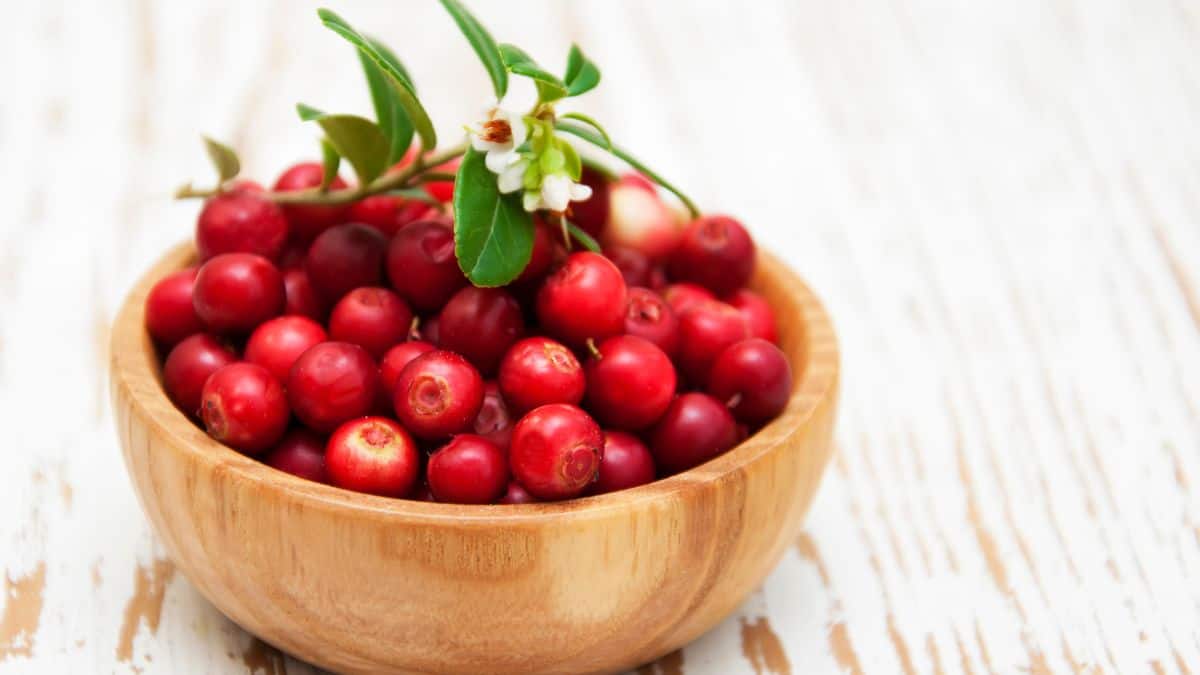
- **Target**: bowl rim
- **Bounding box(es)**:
[112,242,839,527]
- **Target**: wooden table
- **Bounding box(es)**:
[2,1,1197,673]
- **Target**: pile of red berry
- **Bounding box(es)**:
[145,162,794,504]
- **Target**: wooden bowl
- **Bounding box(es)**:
[110,242,839,675]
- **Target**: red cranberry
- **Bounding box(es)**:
[192,253,284,334]
[472,381,514,453]
[498,481,537,504]
[195,192,289,262]
[662,282,715,316]
[385,221,466,312]
[536,252,627,348]
[393,350,484,439]
[708,339,792,424]
[282,266,327,320]
[438,287,524,375]
[676,300,749,386]
[325,417,419,497]
[515,221,555,285]
[647,265,669,290]
[287,342,378,432]
[145,268,204,348]
[200,363,290,454]
[244,315,327,382]
[273,162,350,243]
[725,289,778,343]
[420,315,441,346]
[604,246,651,287]
[305,223,387,302]
[668,215,756,295]
[570,166,611,237]
[348,194,437,236]
[604,174,680,259]
[162,334,237,416]
[328,287,412,359]
[279,244,307,269]
[422,156,460,202]
[650,392,739,474]
[265,429,328,483]
[498,337,585,414]
[427,434,509,504]
[587,431,656,495]
[379,341,436,394]
[623,287,680,357]
[584,335,676,430]
[509,404,603,500]
[225,179,264,195]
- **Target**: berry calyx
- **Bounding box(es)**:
[392,350,484,439]
[623,287,680,358]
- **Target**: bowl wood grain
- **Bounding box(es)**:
[110,242,839,675]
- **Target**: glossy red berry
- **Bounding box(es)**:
[192,253,284,334]
[676,300,749,386]
[668,215,756,295]
[472,382,514,454]
[328,287,413,359]
[145,268,204,348]
[536,252,627,348]
[347,194,437,236]
[650,392,739,474]
[725,289,778,343]
[588,431,656,495]
[438,287,524,375]
[195,192,289,262]
[708,339,792,424]
[244,315,327,382]
[662,282,715,316]
[385,221,467,312]
[509,404,603,500]
[515,221,556,285]
[265,429,328,483]
[498,337,585,414]
[570,166,611,237]
[604,246,651,288]
[584,335,676,430]
[282,266,327,320]
[498,481,537,504]
[393,350,484,439]
[422,156,460,202]
[420,315,441,346]
[379,341,436,395]
[273,162,349,243]
[200,363,290,454]
[427,434,509,504]
[304,223,387,303]
[325,417,419,497]
[623,287,680,358]
[162,334,237,416]
[287,342,378,432]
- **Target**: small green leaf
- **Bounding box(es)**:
[499,44,567,102]
[564,219,600,252]
[318,8,437,151]
[558,112,611,150]
[360,37,415,163]
[438,0,508,99]
[563,44,601,97]
[298,107,389,185]
[319,138,341,190]
[556,120,701,218]
[453,147,535,286]
[202,136,240,184]
[558,138,582,181]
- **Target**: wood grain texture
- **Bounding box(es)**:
[107,244,838,675]
[2,0,1200,673]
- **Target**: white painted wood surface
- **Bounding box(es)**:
[1,0,1198,672]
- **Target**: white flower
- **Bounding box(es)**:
[522,173,593,212]
[497,159,528,194]
[468,105,528,175]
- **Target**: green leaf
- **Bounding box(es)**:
[453,147,535,286]
[563,44,601,97]
[564,219,600,252]
[558,138,582,181]
[499,44,567,102]
[319,138,341,190]
[297,106,389,185]
[438,0,508,99]
[360,37,415,163]
[318,8,437,151]
[558,112,611,150]
[555,120,701,218]
[202,136,240,183]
